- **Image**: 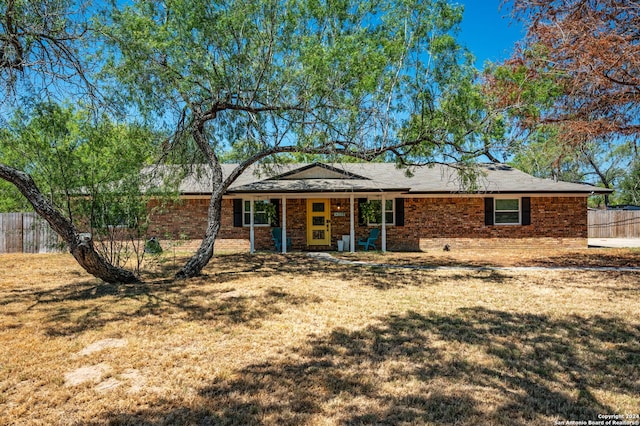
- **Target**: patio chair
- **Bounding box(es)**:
[357,228,380,251]
[271,227,292,252]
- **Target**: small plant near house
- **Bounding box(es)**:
[80,193,151,276]
[144,237,163,254]
[160,232,193,269]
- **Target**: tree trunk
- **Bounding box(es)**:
[0,164,140,284]
[175,166,225,279]
[174,117,229,279]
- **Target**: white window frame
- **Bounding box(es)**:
[494,198,521,225]
[243,200,271,227]
[367,198,395,226]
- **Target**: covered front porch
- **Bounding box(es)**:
[235,194,397,253]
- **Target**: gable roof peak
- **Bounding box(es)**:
[269,162,369,180]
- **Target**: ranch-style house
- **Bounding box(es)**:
[147,163,611,252]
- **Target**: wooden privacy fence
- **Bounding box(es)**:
[0,213,61,254]
[588,210,640,238]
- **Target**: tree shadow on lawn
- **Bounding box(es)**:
[142,252,490,290]
[339,248,640,268]
[524,252,640,268]
[202,253,514,289]
[3,278,321,336]
[0,254,519,337]
[84,307,639,426]
[147,252,353,279]
[336,267,513,289]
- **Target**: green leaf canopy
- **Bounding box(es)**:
[101,0,481,162]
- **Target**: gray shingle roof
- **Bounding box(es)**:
[153,163,611,195]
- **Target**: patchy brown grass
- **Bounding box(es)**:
[0,250,638,425]
[337,247,640,268]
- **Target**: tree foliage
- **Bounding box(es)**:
[0,0,168,283]
[101,0,485,162]
[101,0,492,278]
[0,0,93,100]
[481,0,639,204]
[619,159,640,205]
[0,102,163,273]
[0,0,151,283]
[489,0,640,147]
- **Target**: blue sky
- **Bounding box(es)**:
[456,1,525,69]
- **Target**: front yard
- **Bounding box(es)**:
[1,249,638,425]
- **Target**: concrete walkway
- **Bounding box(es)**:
[307,252,640,273]
[588,238,640,248]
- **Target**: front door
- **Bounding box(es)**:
[306,199,331,246]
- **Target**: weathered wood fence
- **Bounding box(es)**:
[588,210,640,238]
[0,213,61,253]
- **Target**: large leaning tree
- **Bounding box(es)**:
[103,0,494,278]
[483,0,639,193]
[0,0,141,283]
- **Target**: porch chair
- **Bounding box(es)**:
[271,227,292,252]
[357,228,380,251]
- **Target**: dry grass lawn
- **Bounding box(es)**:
[0,248,639,425]
[337,246,640,268]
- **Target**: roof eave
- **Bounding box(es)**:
[182,188,612,196]
[407,189,613,195]
[225,188,411,194]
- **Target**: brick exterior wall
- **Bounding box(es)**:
[147,195,588,252]
[394,196,587,250]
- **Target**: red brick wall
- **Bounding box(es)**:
[147,198,209,240]
[390,196,587,250]
[147,196,588,251]
[388,196,587,250]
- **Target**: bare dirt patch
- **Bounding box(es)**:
[76,338,128,357]
[64,363,111,387]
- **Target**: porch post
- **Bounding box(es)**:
[350,194,355,252]
[381,194,387,252]
[281,196,287,253]
[249,198,255,254]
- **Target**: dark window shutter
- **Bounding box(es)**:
[357,198,367,226]
[270,199,280,227]
[233,199,243,227]
[521,197,531,225]
[395,198,404,226]
[484,197,494,226]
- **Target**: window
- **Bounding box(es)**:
[367,199,394,225]
[494,198,520,225]
[243,200,271,226]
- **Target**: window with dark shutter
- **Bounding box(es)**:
[492,198,526,225]
[242,200,271,226]
[233,199,243,227]
[395,198,404,226]
[484,197,494,226]
[521,197,531,225]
